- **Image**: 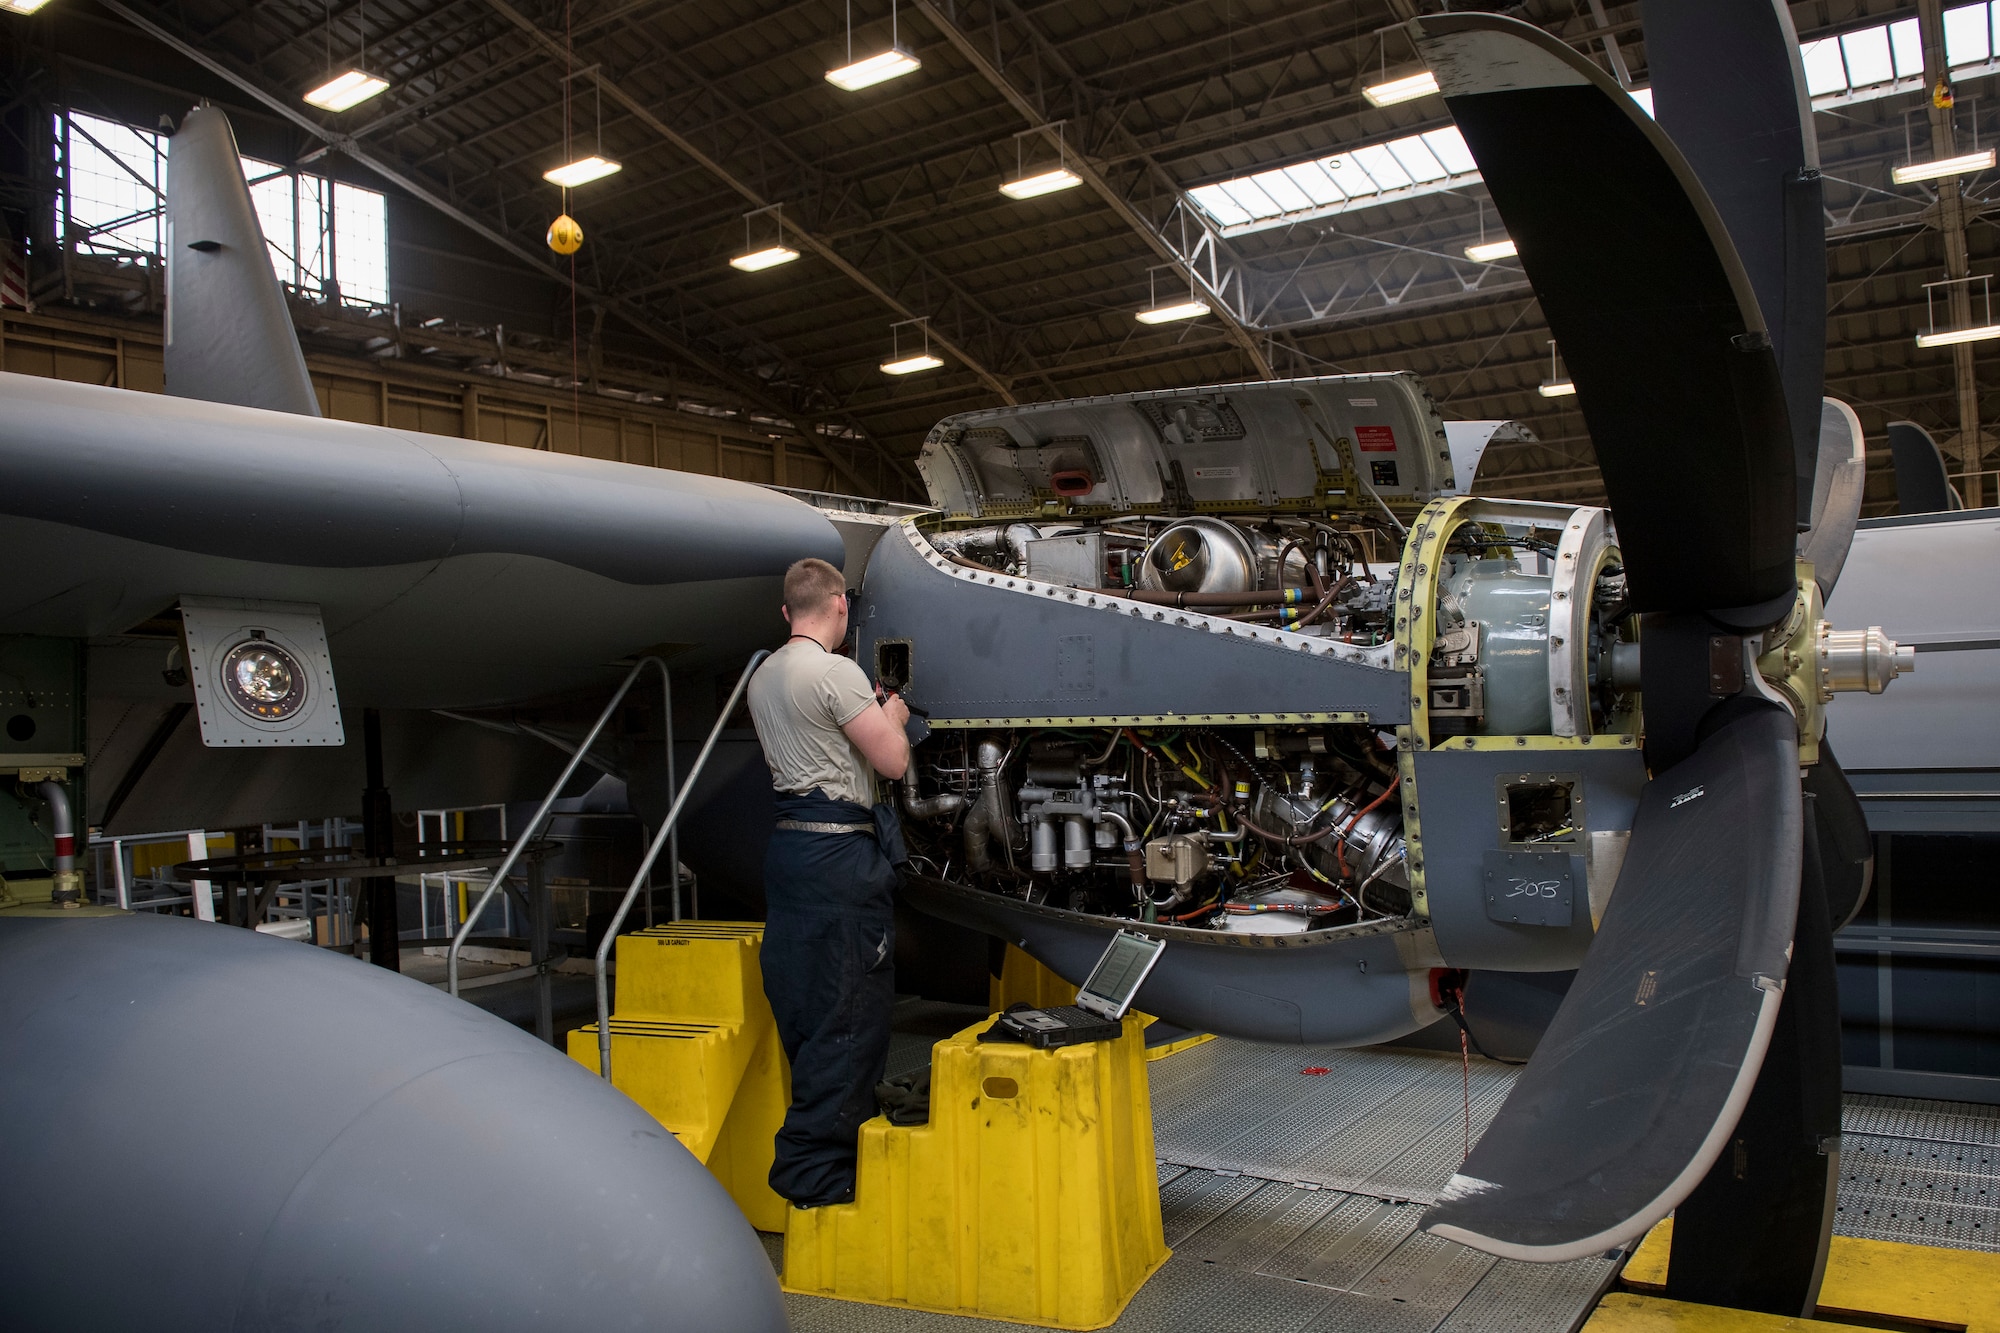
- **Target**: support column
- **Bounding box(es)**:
[529,852,554,1045]
[1918,0,1986,507]
[362,708,399,971]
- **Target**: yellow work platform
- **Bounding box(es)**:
[783,1012,1170,1330]
[567,920,790,1231]
[1591,1215,2000,1332]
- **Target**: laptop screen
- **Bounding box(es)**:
[1076,930,1166,1019]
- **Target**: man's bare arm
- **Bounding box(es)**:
[842,695,910,780]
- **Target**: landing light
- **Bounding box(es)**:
[1363,71,1438,107]
[826,49,920,91]
[1135,300,1210,325]
[543,155,622,188]
[881,353,943,375]
[303,70,389,112]
[1000,168,1082,200]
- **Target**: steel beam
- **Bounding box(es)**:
[907,0,1275,381]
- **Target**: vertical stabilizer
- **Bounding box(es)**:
[164,106,321,417]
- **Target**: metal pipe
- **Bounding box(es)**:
[595,650,769,1080]
[1091,808,1147,896]
[449,655,673,998]
[901,783,968,820]
[1091,586,1313,607]
[39,781,81,908]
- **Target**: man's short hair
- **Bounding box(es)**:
[783,558,847,617]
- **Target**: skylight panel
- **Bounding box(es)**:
[1249,167,1316,214]
[1218,177,1283,220]
[1188,184,1253,227]
[1185,125,1482,235]
[1840,25,1895,87]
[1421,128,1477,175]
[1891,18,1925,77]
[1945,2,1991,66]
[1349,143,1414,192]
[1283,162,1347,205]
[1386,135,1450,184]
[1799,38,1849,96]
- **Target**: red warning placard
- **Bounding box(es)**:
[1355,425,1397,453]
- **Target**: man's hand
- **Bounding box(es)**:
[879,691,911,730]
[843,690,912,780]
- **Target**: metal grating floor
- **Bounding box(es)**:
[772,1036,2000,1331]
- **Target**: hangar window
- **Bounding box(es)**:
[242,157,390,306]
[54,109,390,307]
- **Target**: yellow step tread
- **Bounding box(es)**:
[1587,1293,1880,1332]
[1622,1219,1999,1333]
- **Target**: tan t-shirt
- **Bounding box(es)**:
[747,639,880,806]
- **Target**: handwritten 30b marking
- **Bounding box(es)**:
[1505,878,1564,900]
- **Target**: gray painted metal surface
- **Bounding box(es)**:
[901,876,1443,1046]
[914,373,1458,519]
[1414,745,1647,972]
[1826,511,2000,779]
[164,105,321,418]
[857,523,1411,725]
[0,911,787,1332]
[0,371,845,709]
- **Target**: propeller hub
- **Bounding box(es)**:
[1817,625,1915,697]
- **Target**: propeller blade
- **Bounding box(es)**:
[1421,704,1802,1261]
[1665,789,1842,1315]
[1800,399,1867,597]
[1412,13,1797,621]
[1804,739,1873,931]
[1886,421,1964,514]
[1640,0,1826,534]
[897,875,1444,1047]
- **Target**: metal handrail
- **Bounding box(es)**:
[595,650,769,1080]
[447,655,677,998]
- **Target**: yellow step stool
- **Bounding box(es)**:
[1600,1215,2000,1332]
[567,921,790,1232]
[783,1013,1169,1330]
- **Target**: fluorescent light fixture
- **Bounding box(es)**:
[303,70,389,112]
[1465,238,1518,262]
[1,0,56,13]
[880,352,943,375]
[1135,299,1211,325]
[543,155,622,188]
[1915,323,2000,347]
[730,245,800,272]
[1539,379,1577,398]
[1362,70,1438,107]
[1000,167,1082,200]
[1893,149,1997,184]
[826,49,920,91]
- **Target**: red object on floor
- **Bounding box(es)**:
[1299,1067,1330,1076]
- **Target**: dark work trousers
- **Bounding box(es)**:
[762,789,897,1208]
